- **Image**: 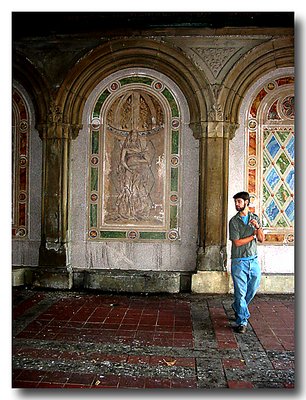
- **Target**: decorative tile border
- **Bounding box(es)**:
[12,89,29,238]
[246,76,294,244]
[88,75,181,242]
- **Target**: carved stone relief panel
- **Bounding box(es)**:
[88,76,181,241]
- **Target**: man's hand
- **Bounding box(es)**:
[249,219,260,229]
[250,219,265,243]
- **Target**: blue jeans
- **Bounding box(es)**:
[231,257,261,326]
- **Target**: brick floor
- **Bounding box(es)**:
[12,288,295,389]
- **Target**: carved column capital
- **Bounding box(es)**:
[223,122,240,140]
[37,101,82,140]
[37,121,83,140]
[189,121,208,139]
[208,103,224,121]
[190,120,239,140]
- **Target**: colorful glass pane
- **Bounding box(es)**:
[286,137,294,159]
[266,168,280,190]
[285,201,294,222]
[246,76,294,242]
[266,136,280,158]
[286,170,294,191]
[262,154,270,173]
[276,153,290,175]
[266,199,279,222]
[275,185,290,206]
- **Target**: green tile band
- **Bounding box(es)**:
[162,88,179,117]
[119,77,153,86]
[90,204,97,227]
[139,232,166,240]
[172,130,179,154]
[171,167,178,192]
[100,231,127,239]
[93,89,110,118]
[91,168,98,191]
[91,131,99,154]
[170,205,178,229]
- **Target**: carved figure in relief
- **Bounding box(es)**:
[116,129,155,220]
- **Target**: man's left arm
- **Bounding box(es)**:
[249,218,265,243]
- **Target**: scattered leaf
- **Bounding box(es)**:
[163,359,177,366]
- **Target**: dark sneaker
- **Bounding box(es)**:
[234,325,247,334]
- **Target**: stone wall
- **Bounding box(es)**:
[12,13,294,292]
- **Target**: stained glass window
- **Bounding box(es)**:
[246,77,294,244]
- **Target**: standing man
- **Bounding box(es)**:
[229,191,265,333]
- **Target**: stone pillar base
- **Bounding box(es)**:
[12,267,26,286]
[191,271,230,293]
[191,271,294,294]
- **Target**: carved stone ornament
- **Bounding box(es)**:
[208,103,224,121]
[225,122,240,140]
[48,101,62,123]
[193,47,237,78]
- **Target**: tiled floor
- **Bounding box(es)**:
[12,288,295,389]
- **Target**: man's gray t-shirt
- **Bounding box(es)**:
[229,212,261,259]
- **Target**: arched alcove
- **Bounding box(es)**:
[69,67,199,291]
[12,82,42,270]
[56,38,212,136]
[228,67,294,282]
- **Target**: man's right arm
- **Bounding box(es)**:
[229,219,255,247]
[232,235,256,247]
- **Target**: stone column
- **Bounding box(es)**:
[37,102,81,267]
[191,118,239,293]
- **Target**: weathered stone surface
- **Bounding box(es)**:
[25,267,72,289]
[83,269,181,293]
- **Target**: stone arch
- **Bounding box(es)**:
[55,38,212,136]
[12,51,50,127]
[219,37,294,125]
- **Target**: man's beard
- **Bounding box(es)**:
[236,204,246,212]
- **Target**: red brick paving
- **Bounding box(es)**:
[12,292,45,319]
[249,300,295,351]
[228,380,254,389]
[12,289,295,389]
[209,305,239,350]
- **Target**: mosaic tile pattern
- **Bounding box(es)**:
[12,89,29,238]
[246,77,294,244]
[88,75,181,242]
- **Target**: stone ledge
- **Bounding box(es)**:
[24,267,73,290]
[191,271,294,294]
[79,269,181,293]
[13,267,190,293]
[13,267,294,294]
